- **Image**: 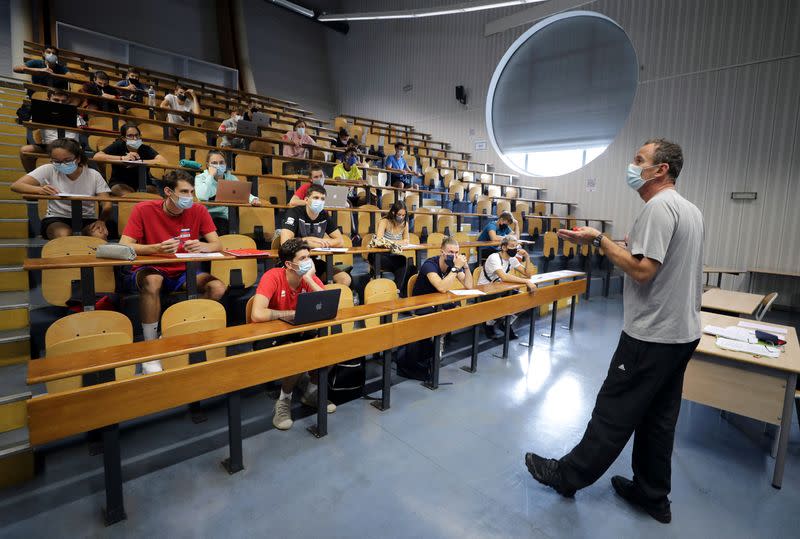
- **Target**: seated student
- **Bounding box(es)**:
[119,170,226,373]
[280,185,352,287]
[115,69,147,106]
[80,71,120,112]
[93,123,167,196]
[332,128,350,162]
[369,201,413,295]
[242,101,264,122]
[412,236,473,296]
[250,238,337,430]
[281,119,314,174]
[333,148,367,206]
[14,46,69,96]
[19,88,86,172]
[160,83,200,139]
[477,211,522,241]
[385,142,418,189]
[194,150,262,235]
[288,164,326,207]
[477,235,537,339]
[218,107,246,148]
[11,138,111,239]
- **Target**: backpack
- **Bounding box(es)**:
[328,358,366,404]
[395,338,435,381]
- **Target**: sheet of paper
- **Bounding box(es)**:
[703,325,757,343]
[449,289,486,296]
[737,320,788,335]
[174,252,225,258]
[715,337,780,358]
[311,247,348,253]
[57,193,87,197]
[403,243,422,248]
[530,270,585,283]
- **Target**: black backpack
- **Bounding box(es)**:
[395,338,435,381]
[328,358,366,404]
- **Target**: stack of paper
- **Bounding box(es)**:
[715,337,780,358]
[703,325,758,343]
[174,252,225,259]
[311,247,348,253]
[449,289,486,296]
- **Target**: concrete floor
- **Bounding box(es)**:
[1,296,799,538]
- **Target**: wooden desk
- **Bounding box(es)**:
[683,312,799,487]
[26,278,585,524]
[701,288,765,316]
[702,266,745,288]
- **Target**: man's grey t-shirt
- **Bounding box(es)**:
[623,188,704,344]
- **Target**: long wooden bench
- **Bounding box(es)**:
[25,277,586,524]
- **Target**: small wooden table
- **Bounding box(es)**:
[683,312,799,488]
[701,288,765,316]
[702,266,745,288]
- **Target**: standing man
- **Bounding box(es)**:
[524,139,703,524]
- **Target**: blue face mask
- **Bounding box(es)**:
[294,259,313,276]
[626,163,659,191]
[126,138,143,150]
[211,163,226,176]
[346,155,358,167]
[309,199,325,214]
[444,254,455,267]
[53,161,78,175]
[175,195,194,210]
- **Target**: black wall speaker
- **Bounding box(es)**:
[455,85,467,105]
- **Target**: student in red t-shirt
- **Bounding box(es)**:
[288,164,326,207]
[250,238,336,430]
[120,169,226,374]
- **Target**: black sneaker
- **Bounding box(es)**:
[498,322,519,340]
[524,453,576,497]
[611,476,671,524]
[484,323,502,339]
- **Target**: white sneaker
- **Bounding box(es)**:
[273,398,293,430]
[141,360,163,374]
[301,387,337,413]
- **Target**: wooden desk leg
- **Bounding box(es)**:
[462,323,479,373]
[717,273,722,288]
[325,254,334,284]
[772,372,797,489]
[374,253,382,278]
[307,366,329,438]
[102,423,126,526]
[228,206,240,235]
[222,391,244,474]
[561,293,577,330]
[71,199,83,236]
[520,306,537,349]
[137,166,147,192]
[424,323,442,391]
[542,280,560,338]
[79,267,96,312]
[185,262,199,299]
[456,215,463,232]
[748,272,754,293]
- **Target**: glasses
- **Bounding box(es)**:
[51,158,75,165]
[209,161,226,166]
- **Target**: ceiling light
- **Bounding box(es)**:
[318,1,545,22]
[272,0,314,18]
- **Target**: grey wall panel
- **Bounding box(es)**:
[0,0,11,77]
[329,0,798,305]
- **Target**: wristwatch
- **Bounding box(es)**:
[592,234,604,248]
[451,267,464,274]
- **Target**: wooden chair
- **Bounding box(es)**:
[239,206,275,245]
[421,198,438,208]
[437,213,457,236]
[333,209,352,237]
[44,311,136,393]
[149,145,180,179]
[496,200,511,214]
[41,236,116,307]
[118,192,162,233]
[424,168,439,188]
[453,231,474,262]
[234,154,263,177]
[476,199,492,216]
[513,258,538,279]
[468,185,482,204]
[160,300,227,370]
[406,273,418,298]
[334,117,349,131]
[364,278,398,329]
[128,107,150,119]
[88,135,115,152]
[487,185,502,198]
[257,178,287,205]
[548,215,562,232]
[326,283,355,333]
[528,216,543,238]
[461,171,474,183]
[506,187,519,199]
[87,116,114,131]
[754,292,779,321]
[405,194,420,211]
[448,180,465,203]
[516,202,530,216]
[479,173,492,184]
[333,235,354,266]
[380,192,395,209]
[565,215,577,230]
[178,129,207,147]
[441,170,455,189]
[211,234,258,288]
[542,231,558,272]
[426,232,445,258]
[412,210,434,238]
[357,205,380,236]
[137,123,163,140]
[561,238,577,265]
[534,202,546,215]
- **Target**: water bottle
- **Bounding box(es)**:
[147,86,156,107]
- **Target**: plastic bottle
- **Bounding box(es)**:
[147,86,156,107]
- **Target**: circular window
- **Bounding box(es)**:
[486,11,638,177]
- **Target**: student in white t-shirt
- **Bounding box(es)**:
[159,83,200,139]
[11,138,112,239]
[478,235,537,339]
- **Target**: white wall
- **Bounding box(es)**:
[328,0,800,305]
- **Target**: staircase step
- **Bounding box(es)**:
[0,428,34,490]
[0,339,30,367]
[0,155,22,168]
[0,307,29,331]
[0,391,30,434]
[0,183,23,200]
[0,247,26,265]
[0,133,25,145]
[0,201,28,219]
[0,265,28,292]
[0,217,28,238]
[0,291,30,311]
[0,122,24,135]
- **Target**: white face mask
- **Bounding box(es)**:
[296,127,306,136]
[44,53,58,64]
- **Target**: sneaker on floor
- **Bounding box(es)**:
[484,323,502,340]
[141,360,163,374]
[273,398,293,430]
[300,388,336,413]
[296,372,311,394]
[611,476,671,524]
[524,452,576,497]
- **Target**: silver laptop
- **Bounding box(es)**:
[325,185,350,208]
[236,119,259,137]
[251,112,270,127]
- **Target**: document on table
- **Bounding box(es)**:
[737,320,788,335]
[703,325,758,343]
[57,193,87,197]
[715,337,780,358]
[311,247,348,253]
[449,289,486,296]
[403,244,422,248]
[174,252,225,258]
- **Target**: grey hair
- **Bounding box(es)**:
[501,234,518,247]
[644,138,683,183]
